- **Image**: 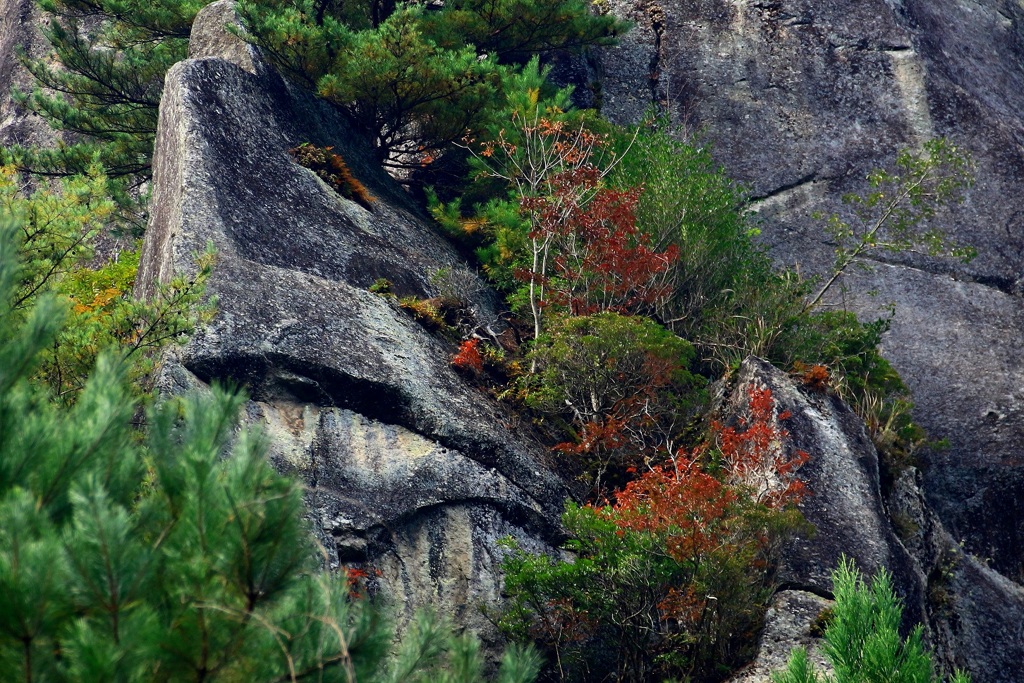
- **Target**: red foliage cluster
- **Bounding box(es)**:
[517,168,677,317]
[342,566,381,598]
[589,386,808,630]
[612,456,736,564]
[607,386,808,561]
[794,362,831,393]
[553,415,628,458]
[714,386,809,507]
[451,338,484,373]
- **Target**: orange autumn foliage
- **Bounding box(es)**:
[793,361,831,393]
[289,143,375,210]
[499,385,810,680]
[714,385,810,507]
[451,338,484,373]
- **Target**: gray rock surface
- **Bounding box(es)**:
[724,358,1024,681]
[888,466,1024,680]
[726,590,833,683]
[597,0,1024,583]
[726,358,927,623]
[138,1,567,638]
[0,0,55,148]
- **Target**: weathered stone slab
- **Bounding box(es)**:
[138,2,567,638]
[725,357,1024,681]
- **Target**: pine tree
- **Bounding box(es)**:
[0,216,540,682]
[238,0,626,170]
[772,558,971,683]
[2,0,214,218]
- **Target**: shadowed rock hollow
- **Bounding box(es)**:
[137,1,567,639]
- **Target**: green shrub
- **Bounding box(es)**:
[772,558,970,683]
[609,121,767,337]
[521,312,705,495]
[1,167,212,404]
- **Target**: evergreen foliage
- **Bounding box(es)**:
[0,166,212,403]
[3,0,214,216]
[0,217,540,682]
[238,0,625,169]
[608,121,770,342]
[772,559,971,683]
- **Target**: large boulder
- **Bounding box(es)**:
[137,0,567,637]
[597,0,1024,582]
[724,358,927,621]
[723,358,1024,681]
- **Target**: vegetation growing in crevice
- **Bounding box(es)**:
[437,98,972,680]
[501,387,810,682]
[289,142,376,209]
[440,95,959,483]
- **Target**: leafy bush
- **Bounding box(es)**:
[808,138,975,311]
[608,121,771,341]
[501,387,808,683]
[521,312,704,495]
[772,558,970,683]
[448,76,659,340]
[452,338,485,374]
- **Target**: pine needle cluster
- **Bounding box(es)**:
[772,558,971,683]
[2,0,212,221]
[0,217,539,682]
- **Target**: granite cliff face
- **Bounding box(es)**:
[4,0,1024,678]
[137,1,568,638]
[595,0,1024,586]
[0,0,55,148]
